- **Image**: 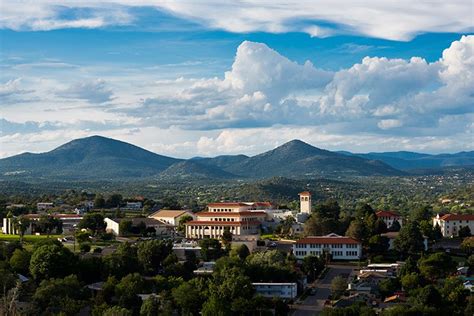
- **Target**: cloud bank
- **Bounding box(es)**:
[0,1,472,40]
[1,36,473,157]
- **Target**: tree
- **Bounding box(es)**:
[378,278,400,298]
[221,227,233,250]
[419,252,456,281]
[115,273,145,310]
[32,275,86,315]
[119,220,133,236]
[411,285,442,308]
[394,221,424,256]
[301,255,325,282]
[172,280,205,315]
[199,238,223,261]
[75,230,91,243]
[94,194,106,209]
[78,213,106,235]
[104,242,139,278]
[461,237,474,255]
[37,215,62,236]
[368,235,389,255]
[331,276,347,299]
[137,240,172,275]
[12,215,30,245]
[432,223,443,240]
[9,248,31,275]
[140,296,160,316]
[178,215,193,234]
[106,194,123,208]
[30,244,76,280]
[103,306,132,316]
[401,272,422,293]
[459,226,471,238]
[345,220,368,243]
[441,276,470,307]
[230,244,250,260]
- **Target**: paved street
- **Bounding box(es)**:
[291,264,356,316]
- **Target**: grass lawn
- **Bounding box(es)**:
[0,233,62,243]
[260,233,279,240]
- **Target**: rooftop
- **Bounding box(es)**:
[296,233,360,245]
[376,210,400,217]
[149,209,192,218]
[438,213,474,221]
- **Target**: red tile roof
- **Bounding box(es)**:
[24,214,82,219]
[185,220,261,226]
[296,236,360,245]
[207,202,249,207]
[252,202,273,207]
[197,211,267,217]
[376,210,400,218]
[299,191,311,196]
[439,214,474,221]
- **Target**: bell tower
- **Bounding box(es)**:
[299,191,312,214]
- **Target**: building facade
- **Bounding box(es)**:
[185,202,270,239]
[105,217,173,236]
[148,210,196,226]
[293,233,362,260]
[252,283,298,299]
[376,210,403,229]
[299,191,312,214]
[433,213,474,237]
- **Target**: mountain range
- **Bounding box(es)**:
[0,135,472,181]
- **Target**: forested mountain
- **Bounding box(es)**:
[1,135,471,181]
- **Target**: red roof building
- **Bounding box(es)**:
[293,233,362,260]
[433,213,474,237]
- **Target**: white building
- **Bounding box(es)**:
[293,233,362,260]
[2,214,82,235]
[299,191,312,214]
[125,202,142,210]
[37,202,54,211]
[185,202,270,239]
[253,283,297,299]
[105,217,173,236]
[148,209,196,226]
[433,213,474,237]
[376,210,403,229]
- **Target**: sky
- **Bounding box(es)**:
[0,1,473,158]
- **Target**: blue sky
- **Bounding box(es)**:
[0,1,473,158]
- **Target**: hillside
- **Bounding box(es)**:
[0,136,180,180]
[341,150,474,170]
[5,136,472,181]
[221,140,403,178]
[159,161,238,180]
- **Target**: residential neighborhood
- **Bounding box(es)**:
[1,189,473,315]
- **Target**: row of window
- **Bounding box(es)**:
[210,208,239,212]
[294,250,359,257]
[295,243,358,249]
[211,218,236,222]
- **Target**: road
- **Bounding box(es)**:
[291,264,356,316]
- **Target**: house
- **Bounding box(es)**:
[194,262,216,275]
[104,217,173,236]
[293,233,362,260]
[381,231,428,251]
[376,210,403,229]
[252,283,298,299]
[125,202,142,210]
[148,209,196,226]
[433,213,474,237]
[185,202,269,239]
[37,202,54,211]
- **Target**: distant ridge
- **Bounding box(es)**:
[0,135,471,181]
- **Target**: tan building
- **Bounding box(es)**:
[185,202,270,239]
[299,191,312,214]
[148,209,196,226]
[433,213,474,237]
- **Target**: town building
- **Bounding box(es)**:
[299,191,312,214]
[148,209,196,226]
[381,231,429,251]
[376,210,403,229]
[293,233,362,260]
[2,213,82,235]
[104,217,173,236]
[252,283,298,299]
[185,202,270,239]
[37,202,54,211]
[125,202,142,210]
[433,213,474,237]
